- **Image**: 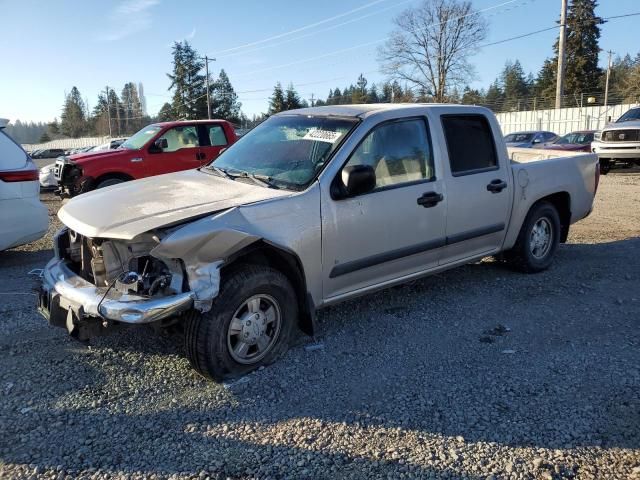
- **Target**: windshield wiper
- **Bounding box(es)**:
[242,172,280,189]
[204,165,235,180]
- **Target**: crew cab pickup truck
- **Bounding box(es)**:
[592,106,640,173]
[38,105,599,381]
[55,120,237,197]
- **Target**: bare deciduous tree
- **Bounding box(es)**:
[378,0,487,102]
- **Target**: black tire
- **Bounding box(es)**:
[504,201,561,273]
[184,264,297,381]
[96,177,126,189]
[600,160,611,175]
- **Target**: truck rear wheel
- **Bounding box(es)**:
[505,201,561,273]
[184,264,297,381]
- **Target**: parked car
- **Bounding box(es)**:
[543,130,596,153]
[39,163,57,189]
[591,106,640,174]
[504,131,558,148]
[0,119,48,250]
[55,120,237,197]
[38,104,598,380]
[31,148,65,159]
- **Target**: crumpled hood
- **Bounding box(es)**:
[58,169,291,240]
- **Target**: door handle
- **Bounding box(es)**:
[417,191,443,208]
[130,157,143,163]
[487,179,507,193]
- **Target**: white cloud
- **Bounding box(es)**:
[186,27,196,40]
[98,0,160,42]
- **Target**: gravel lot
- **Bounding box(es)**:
[1,171,639,480]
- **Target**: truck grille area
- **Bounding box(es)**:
[56,229,175,295]
[602,129,640,142]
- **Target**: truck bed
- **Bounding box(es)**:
[501,147,599,250]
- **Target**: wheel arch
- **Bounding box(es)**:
[220,240,316,336]
[533,191,571,243]
[94,172,135,187]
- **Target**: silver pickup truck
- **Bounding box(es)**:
[38,104,599,380]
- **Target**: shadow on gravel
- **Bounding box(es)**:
[1,239,638,477]
[0,248,52,268]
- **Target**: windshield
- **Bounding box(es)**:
[121,125,162,150]
[208,115,358,190]
[555,132,594,145]
[617,108,640,123]
[504,133,534,143]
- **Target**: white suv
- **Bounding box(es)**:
[592,107,640,173]
[0,119,48,250]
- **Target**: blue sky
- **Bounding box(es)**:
[1,0,638,123]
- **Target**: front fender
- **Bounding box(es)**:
[151,208,262,312]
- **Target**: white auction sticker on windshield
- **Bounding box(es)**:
[303,129,342,143]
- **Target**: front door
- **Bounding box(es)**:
[321,117,447,300]
[438,114,512,264]
[145,124,204,177]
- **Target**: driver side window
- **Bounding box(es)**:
[345,118,434,188]
[158,126,199,152]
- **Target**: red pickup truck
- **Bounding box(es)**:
[55,120,237,197]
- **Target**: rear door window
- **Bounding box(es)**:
[0,131,27,170]
[441,115,498,176]
[203,124,228,147]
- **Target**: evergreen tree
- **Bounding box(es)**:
[621,62,640,103]
[90,92,111,136]
[121,82,144,133]
[535,0,604,105]
[167,41,207,119]
[157,103,175,122]
[484,80,504,110]
[284,83,304,110]
[268,83,286,114]
[60,86,87,137]
[461,86,484,105]
[211,69,242,123]
[502,60,530,111]
[368,84,380,103]
[39,132,51,143]
[352,74,368,103]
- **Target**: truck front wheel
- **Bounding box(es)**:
[184,265,297,381]
[505,201,561,273]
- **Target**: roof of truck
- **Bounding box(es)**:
[280,103,483,118]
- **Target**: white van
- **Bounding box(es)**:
[0,119,48,250]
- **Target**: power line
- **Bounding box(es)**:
[208,0,391,57]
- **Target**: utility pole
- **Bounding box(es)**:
[203,56,216,119]
[604,50,613,107]
[555,0,568,109]
[105,86,112,138]
[310,93,315,107]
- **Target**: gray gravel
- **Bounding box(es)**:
[1,171,639,479]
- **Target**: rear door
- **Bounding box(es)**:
[145,124,203,176]
[199,123,230,163]
[438,114,512,265]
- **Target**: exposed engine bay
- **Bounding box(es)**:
[55,228,183,298]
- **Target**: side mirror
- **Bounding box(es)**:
[532,138,542,144]
[149,138,168,153]
[341,164,376,197]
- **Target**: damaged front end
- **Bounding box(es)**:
[38,228,207,340]
[54,157,90,198]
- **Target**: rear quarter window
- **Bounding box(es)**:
[0,130,28,170]
[441,115,498,176]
